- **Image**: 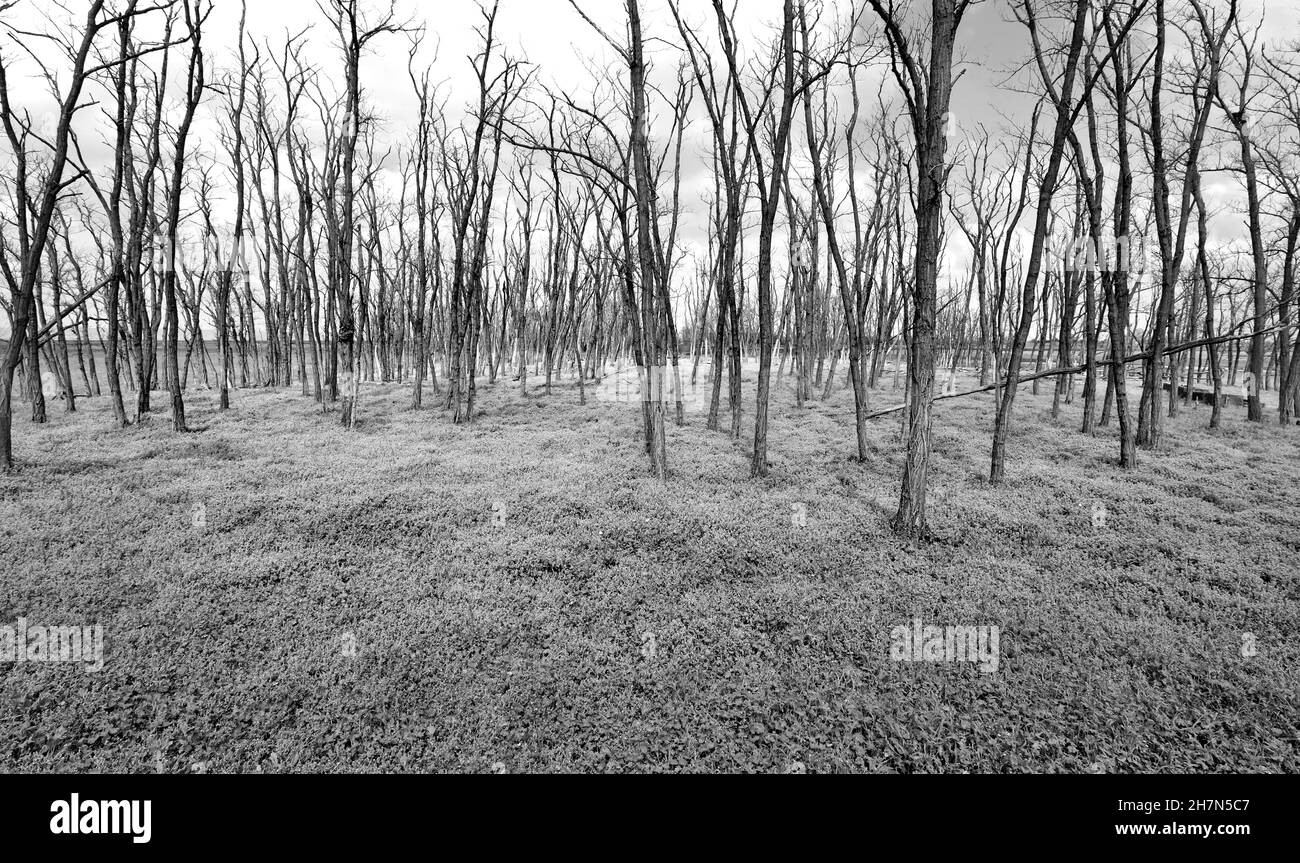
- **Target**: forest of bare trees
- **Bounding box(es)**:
[2,0,1298,536]
[1,0,1299,787]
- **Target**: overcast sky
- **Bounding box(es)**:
[3,0,1300,325]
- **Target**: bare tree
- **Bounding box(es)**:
[865,0,972,534]
[711,0,799,478]
[0,1,173,467]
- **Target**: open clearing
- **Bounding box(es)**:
[2,372,1298,773]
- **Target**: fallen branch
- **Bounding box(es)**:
[866,323,1285,419]
[34,274,115,348]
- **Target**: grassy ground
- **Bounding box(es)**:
[1,363,1297,773]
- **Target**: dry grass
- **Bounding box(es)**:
[1,363,1297,773]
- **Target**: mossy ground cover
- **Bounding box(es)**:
[2,365,1297,772]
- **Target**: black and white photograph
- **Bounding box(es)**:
[0,0,1295,841]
